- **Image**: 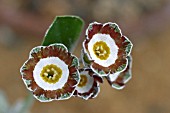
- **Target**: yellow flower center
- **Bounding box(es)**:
[78,75,88,87]
[40,64,62,84]
[93,41,110,60]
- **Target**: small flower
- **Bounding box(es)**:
[106,56,132,90]
[74,68,103,100]
[82,22,133,76]
[20,43,80,102]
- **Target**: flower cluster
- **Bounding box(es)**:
[82,22,133,90]
[20,22,133,102]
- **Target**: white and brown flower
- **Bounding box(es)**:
[74,68,103,100]
[106,56,132,90]
[20,43,80,102]
[82,22,133,76]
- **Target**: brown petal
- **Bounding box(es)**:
[93,75,103,83]
[101,24,112,34]
[77,80,99,99]
[110,32,121,41]
[87,23,103,39]
[22,70,33,80]
[62,84,75,93]
[109,57,127,72]
[112,76,125,87]
[28,81,39,91]
[107,56,132,89]
[33,87,45,96]
[64,55,73,66]
[44,90,57,99]
[69,66,77,74]
[55,89,62,98]
[108,64,117,73]
[67,76,78,87]
[55,49,74,66]
[21,58,37,80]
[91,62,110,74]
[118,49,126,58]
[42,47,50,58]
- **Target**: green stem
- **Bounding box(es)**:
[18,92,34,113]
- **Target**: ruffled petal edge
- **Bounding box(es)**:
[106,56,132,90]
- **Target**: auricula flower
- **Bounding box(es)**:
[74,68,103,100]
[20,43,80,102]
[82,22,133,76]
[106,56,132,90]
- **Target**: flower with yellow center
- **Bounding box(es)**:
[93,41,110,60]
[82,22,133,77]
[106,56,132,90]
[74,69,103,100]
[40,64,62,84]
[20,43,80,102]
[77,75,88,87]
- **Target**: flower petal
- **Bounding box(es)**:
[106,56,132,90]
[74,68,102,100]
[86,22,103,39]
[82,22,132,77]
[101,22,121,35]
[20,58,38,91]
[20,43,80,102]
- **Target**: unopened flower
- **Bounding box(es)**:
[20,43,80,102]
[74,68,103,100]
[106,56,132,90]
[82,22,133,76]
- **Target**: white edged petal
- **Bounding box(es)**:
[82,40,93,61]
[123,56,133,83]
[116,58,128,73]
[90,82,100,99]
[90,65,109,77]
[123,36,133,56]
[29,46,44,58]
[33,94,53,102]
[103,22,122,35]
[111,84,125,90]
[108,72,121,82]
[85,21,102,39]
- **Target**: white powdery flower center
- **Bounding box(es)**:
[33,57,69,90]
[75,71,94,93]
[88,34,119,67]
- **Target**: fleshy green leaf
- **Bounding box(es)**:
[42,15,84,51]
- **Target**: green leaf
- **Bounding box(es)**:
[42,15,84,51]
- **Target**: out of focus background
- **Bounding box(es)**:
[0,0,170,113]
